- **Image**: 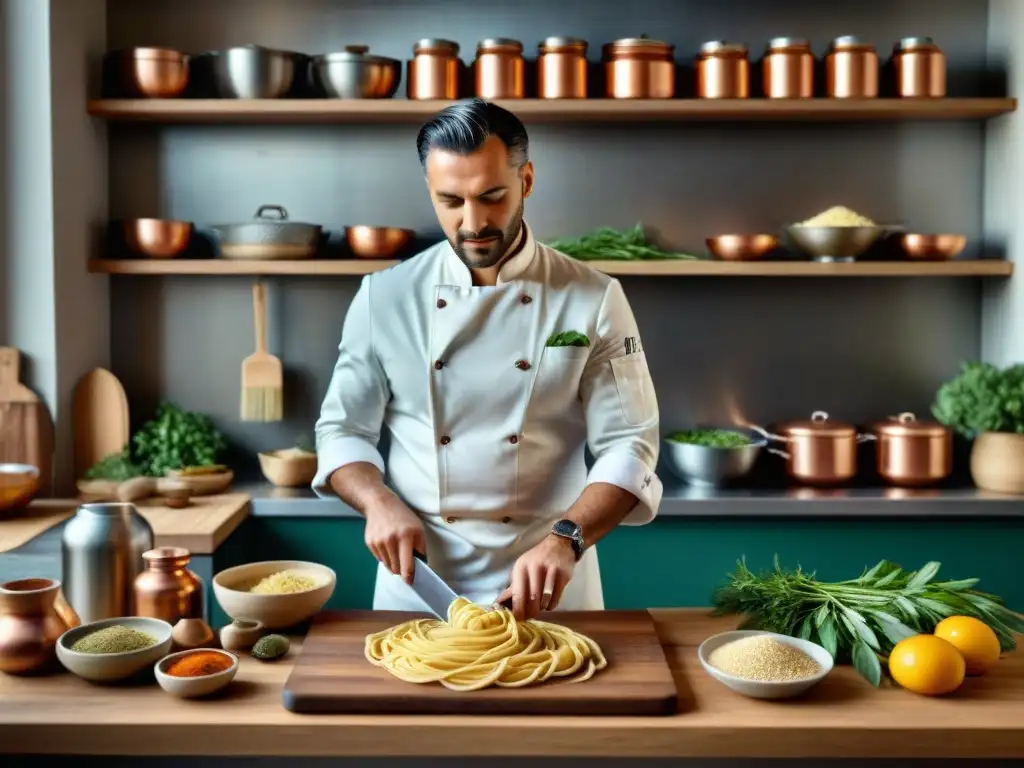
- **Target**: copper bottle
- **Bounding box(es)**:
[893,37,946,97]
[826,36,879,98]
[538,37,588,99]
[0,578,80,675]
[407,38,460,100]
[696,41,749,99]
[475,38,525,99]
[602,37,675,99]
[763,37,814,98]
[872,412,952,487]
[133,547,204,626]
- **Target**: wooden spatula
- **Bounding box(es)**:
[0,347,54,494]
[241,279,283,422]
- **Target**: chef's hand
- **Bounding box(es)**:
[494,535,575,621]
[363,496,426,586]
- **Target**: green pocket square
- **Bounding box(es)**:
[546,330,590,347]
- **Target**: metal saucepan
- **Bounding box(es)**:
[661,427,767,488]
[871,412,952,487]
[312,46,402,98]
[210,205,322,260]
[208,45,299,98]
[753,410,875,486]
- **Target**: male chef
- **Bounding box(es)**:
[313,98,662,620]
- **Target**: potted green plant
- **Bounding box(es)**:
[932,361,1024,493]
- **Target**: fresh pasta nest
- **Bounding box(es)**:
[364,596,608,691]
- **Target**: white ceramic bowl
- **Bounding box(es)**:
[212,560,336,630]
[56,616,173,683]
[155,648,239,698]
[698,629,834,700]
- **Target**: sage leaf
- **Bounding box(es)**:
[798,614,813,640]
[931,578,980,591]
[895,595,919,620]
[818,616,838,658]
[868,611,918,645]
[814,603,830,627]
[992,607,1024,634]
[918,597,955,617]
[859,561,884,583]
[841,606,881,650]
[852,639,882,687]
[907,561,941,590]
[873,569,903,588]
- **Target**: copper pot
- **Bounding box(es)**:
[407,38,460,100]
[602,38,675,99]
[0,578,80,675]
[107,47,189,98]
[475,38,525,99]
[696,41,749,99]
[123,218,193,258]
[765,410,873,486]
[872,412,952,487]
[538,37,588,99]
[133,547,204,626]
[826,36,878,98]
[893,37,946,98]
[763,37,814,98]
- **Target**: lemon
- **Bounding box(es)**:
[934,616,1001,675]
[888,634,965,695]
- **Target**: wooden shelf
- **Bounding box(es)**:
[86,97,1018,124]
[88,258,1014,277]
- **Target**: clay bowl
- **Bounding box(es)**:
[213,560,336,630]
[258,449,317,488]
[166,466,233,496]
[706,234,779,261]
[344,226,414,259]
[0,464,41,517]
[56,616,173,683]
[123,218,194,258]
[900,233,967,261]
[155,648,239,698]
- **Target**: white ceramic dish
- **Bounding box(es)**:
[212,560,336,630]
[56,616,173,683]
[155,648,239,698]
[698,629,834,700]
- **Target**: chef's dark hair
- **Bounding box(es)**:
[416,98,529,171]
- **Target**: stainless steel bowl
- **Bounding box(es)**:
[313,46,401,98]
[662,430,766,487]
[786,225,886,262]
[210,45,297,98]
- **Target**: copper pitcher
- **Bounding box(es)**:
[0,578,81,675]
[133,547,204,625]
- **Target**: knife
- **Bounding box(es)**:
[409,550,459,620]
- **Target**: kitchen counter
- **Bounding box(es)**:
[0,610,1021,759]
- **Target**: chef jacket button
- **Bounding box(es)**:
[508,435,519,444]
[434,360,444,370]
[436,298,447,309]
[440,435,451,445]
[501,516,512,524]
[519,294,532,305]
[444,516,457,524]
[515,359,531,371]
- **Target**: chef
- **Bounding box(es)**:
[313,98,662,620]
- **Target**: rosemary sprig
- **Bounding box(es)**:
[545,223,699,261]
[711,556,1024,687]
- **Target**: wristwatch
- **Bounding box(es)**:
[550,519,585,561]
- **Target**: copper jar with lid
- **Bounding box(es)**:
[763,37,814,98]
[133,546,204,626]
[768,410,873,486]
[475,38,525,99]
[538,37,588,99]
[696,41,749,99]
[872,412,952,487]
[826,36,879,97]
[602,37,675,99]
[407,38,460,100]
[893,37,946,97]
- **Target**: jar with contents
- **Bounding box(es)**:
[826,36,878,97]
[133,546,204,626]
[407,38,460,100]
[893,37,946,97]
[762,37,814,98]
[475,38,525,99]
[602,37,675,99]
[696,41,749,99]
[537,37,588,99]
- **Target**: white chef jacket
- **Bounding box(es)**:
[312,221,662,612]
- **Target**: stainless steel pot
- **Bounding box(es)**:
[210,45,298,98]
[313,46,401,98]
[662,428,766,487]
[211,205,322,260]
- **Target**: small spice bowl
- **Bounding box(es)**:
[698,629,834,700]
[56,616,173,683]
[155,648,238,698]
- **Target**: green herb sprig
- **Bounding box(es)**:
[711,557,1024,687]
[546,330,590,348]
[545,223,698,261]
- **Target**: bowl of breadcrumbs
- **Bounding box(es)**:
[698,630,834,699]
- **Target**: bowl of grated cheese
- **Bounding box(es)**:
[212,560,336,630]
[786,205,891,262]
[698,629,834,699]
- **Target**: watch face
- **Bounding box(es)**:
[553,519,579,537]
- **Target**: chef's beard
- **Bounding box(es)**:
[450,199,525,270]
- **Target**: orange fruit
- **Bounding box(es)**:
[888,634,965,695]
[934,616,1001,675]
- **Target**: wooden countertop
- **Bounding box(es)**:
[0,610,1021,759]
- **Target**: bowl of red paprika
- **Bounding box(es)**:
[154,647,238,698]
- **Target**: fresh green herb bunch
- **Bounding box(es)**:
[546,330,590,348]
[132,401,227,476]
[711,556,1024,687]
[666,429,753,449]
[545,223,698,261]
[932,361,1024,437]
[83,448,144,481]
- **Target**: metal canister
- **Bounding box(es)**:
[538,37,588,99]
[133,547,204,625]
[696,41,749,99]
[407,38,460,100]
[826,36,878,97]
[60,502,154,624]
[893,37,946,97]
[602,37,675,99]
[475,38,525,99]
[763,37,814,98]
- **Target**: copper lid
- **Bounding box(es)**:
[602,37,674,59]
[143,546,191,563]
[830,35,875,52]
[776,410,856,438]
[873,412,950,437]
[766,37,811,52]
[539,36,588,54]
[477,38,523,53]
[318,46,399,65]
[699,40,748,57]
[895,36,940,52]
[413,38,460,56]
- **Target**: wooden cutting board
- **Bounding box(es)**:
[282,609,679,716]
[0,348,53,493]
[72,368,130,479]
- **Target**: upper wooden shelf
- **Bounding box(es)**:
[86,98,1018,124]
[88,259,1014,278]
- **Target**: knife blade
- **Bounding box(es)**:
[409,550,458,620]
